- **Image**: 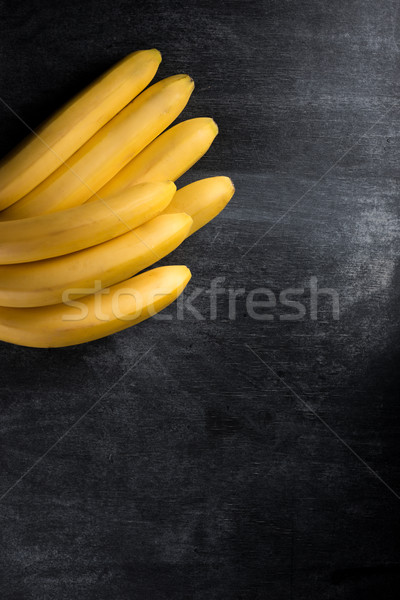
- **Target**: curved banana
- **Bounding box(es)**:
[88,117,218,200]
[0,266,191,348]
[0,213,192,307]
[0,181,175,264]
[0,49,161,211]
[1,75,194,220]
[0,177,233,304]
[163,176,235,233]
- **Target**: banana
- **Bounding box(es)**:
[0,75,194,220]
[0,50,161,211]
[87,117,218,201]
[163,176,235,233]
[0,181,175,264]
[0,177,233,304]
[0,213,192,307]
[0,265,191,348]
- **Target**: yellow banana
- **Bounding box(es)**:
[0,181,175,264]
[163,176,235,233]
[1,75,194,220]
[0,49,161,211]
[87,117,218,200]
[0,265,191,348]
[0,213,192,307]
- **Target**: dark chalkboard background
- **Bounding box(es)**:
[0,1,399,598]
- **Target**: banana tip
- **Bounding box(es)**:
[183,265,192,282]
[129,48,162,63]
[149,48,162,63]
[180,212,194,228]
[217,176,235,195]
[209,118,219,135]
[166,180,177,191]
[183,74,195,88]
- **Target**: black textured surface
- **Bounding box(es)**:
[1,1,400,598]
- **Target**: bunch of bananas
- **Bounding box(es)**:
[0,49,234,348]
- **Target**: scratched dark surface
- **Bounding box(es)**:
[0,0,400,598]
